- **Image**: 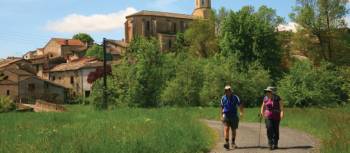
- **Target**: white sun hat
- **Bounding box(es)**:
[264,86,275,92]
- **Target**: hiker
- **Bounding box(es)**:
[260,86,284,150]
[220,85,244,150]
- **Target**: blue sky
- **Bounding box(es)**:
[0,0,348,58]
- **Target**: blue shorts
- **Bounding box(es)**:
[223,113,239,129]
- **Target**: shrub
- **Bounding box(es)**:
[92,37,168,108]
[278,61,348,107]
[0,96,15,113]
[160,57,204,106]
[339,67,350,103]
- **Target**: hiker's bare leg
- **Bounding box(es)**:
[224,124,230,141]
[231,129,237,145]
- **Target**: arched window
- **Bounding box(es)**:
[201,0,205,6]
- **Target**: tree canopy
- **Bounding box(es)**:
[219,6,284,78]
[290,0,349,63]
[73,33,94,45]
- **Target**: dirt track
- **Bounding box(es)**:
[204,120,319,153]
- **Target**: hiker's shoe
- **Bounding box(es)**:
[223,143,230,150]
[231,143,237,149]
[271,145,277,150]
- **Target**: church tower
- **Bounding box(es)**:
[192,0,212,19]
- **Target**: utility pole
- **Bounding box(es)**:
[102,38,108,109]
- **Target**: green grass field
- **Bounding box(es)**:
[0,105,349,153]
[0,107,214,153]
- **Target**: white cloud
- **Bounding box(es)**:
[46,7,137,33]
[346,16,350,27]
[278,22,299,32]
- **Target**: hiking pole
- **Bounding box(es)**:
[258,113,262,148]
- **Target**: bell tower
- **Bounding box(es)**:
[193,0,212,19]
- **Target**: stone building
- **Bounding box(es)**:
[42,38,87,59]
[0,58,68,103]
[123,0,212,51]
[47,57,104,98]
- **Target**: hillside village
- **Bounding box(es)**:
[0,0,214,105]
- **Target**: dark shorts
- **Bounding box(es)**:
[223,114,239,129]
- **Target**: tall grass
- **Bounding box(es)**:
[0,107,214,153]
[1,106,348,153]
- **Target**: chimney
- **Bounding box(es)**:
[65,40,69,45]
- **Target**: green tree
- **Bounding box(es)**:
[85,44,103,60]
[185,11,218,58]
[170,32,188,54]
[109,37,166,107]
[290,0,349,63]
[73,33,94,45]
[85,44,112,60]
[160,56,204,106]
[219,6,284,78]
[214,7,230,34]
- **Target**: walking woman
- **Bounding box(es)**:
[260,87,284,150]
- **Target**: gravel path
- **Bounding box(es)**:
[204,120,319,153]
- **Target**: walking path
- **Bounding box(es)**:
[204,120,319,153]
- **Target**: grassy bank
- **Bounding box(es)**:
[0,105,349,153]
[0,107,214,153]
[192,105,350,153]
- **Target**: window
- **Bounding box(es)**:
[70,76,74,84]
[85,91,91,98]
[172,22,177,33]
[58,77,62,80]
[52,76,56,81]
[168,40,172,49]
[180,21,185,32]
[146,21,151,32]
[28,84,35,91]
[6,90,10,96]
[44,82,49,89]
[202,0,205,6]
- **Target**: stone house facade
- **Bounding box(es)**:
[123,0,212,51]
[0,58,68,103]
[47,58,104,98]
[42,38,87,59]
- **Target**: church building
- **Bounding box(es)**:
[124,0,212,51]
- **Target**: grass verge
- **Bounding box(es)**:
[0,107,214,153]
[1,105,349,153]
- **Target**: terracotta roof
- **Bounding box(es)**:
[0,59,23,68]
[126,10,194,19]
[4,68,33,76]
[0,79,17,85]
[50,57,103,72]
[52,38,85,46]
[31,76,68,89]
